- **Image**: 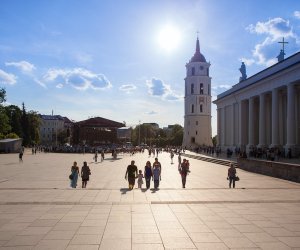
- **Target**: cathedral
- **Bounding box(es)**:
[213,51,300,157]
[182,38,212,148]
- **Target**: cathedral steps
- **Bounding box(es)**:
[182,153,238,168]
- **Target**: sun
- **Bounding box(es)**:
[157,24,181,52]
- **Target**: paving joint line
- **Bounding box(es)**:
[0,200,300,205]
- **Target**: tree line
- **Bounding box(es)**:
[130,123,183,147]
[0,88,40,146]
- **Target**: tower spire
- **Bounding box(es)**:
[196,37,200,54]
[190,35,206,63]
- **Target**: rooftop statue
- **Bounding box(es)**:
[239,62,247,82]
[277,49,285,62]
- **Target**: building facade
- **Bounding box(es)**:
[182,38,212,148]
[213,52,300,156]
[39,115,71,145]
[72,117,124,146]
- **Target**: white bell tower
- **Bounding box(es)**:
[182,37,212,148]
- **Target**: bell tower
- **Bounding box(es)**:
[182,37,212,148]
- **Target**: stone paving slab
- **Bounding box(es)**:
[0,151,300,249]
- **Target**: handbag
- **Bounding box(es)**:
[235,176,240,181]
[69,174,73,180]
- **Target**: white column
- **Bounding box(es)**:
[285,83,296,155]
[238,101,244,146]
[231,104,235,146]
[271,88,279,147]
[247,97,254,151]
[221,107,226,147]
[258,93,266,148]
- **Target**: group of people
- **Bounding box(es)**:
[68,156,238,190]
[125,158,162,190]
[69,161,91,188]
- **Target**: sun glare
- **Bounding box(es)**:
[157,24,181,52]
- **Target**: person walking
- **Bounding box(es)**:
[125,160,138,190]
[178,153,182,170]
[170,151,174,164]
[94,150,98,163]
[179,159,190,188]
[227,163,237,188]
[70,161,80,188]
[153,158,161,173]
[81,161,91,188]
[19,147,24,163]
[137,170,144,189]
[153,164,161,189]
[101,150,105,162]
[144,161,153,189]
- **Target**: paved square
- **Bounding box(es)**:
[0,150,299,249]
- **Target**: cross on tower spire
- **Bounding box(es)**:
[278,37,288,54]
[277,37,288,62]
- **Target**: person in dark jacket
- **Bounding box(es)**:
[81,161,91,188]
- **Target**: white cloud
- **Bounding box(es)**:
[5,60,36,73]
[146,78,182,101]
[0,69,17,85]
[247,18,293,40]
[240,58,255,66]
[56,83,63,89]
[74,52,93,64]
[211,84,231,90]
[245,17,299,67]
[145,111,158,115]
[43,68,112,90]
[294,11,300,19]
[119,84,136,93]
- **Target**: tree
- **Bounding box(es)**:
[212,135,217,147]
[170,124,183,146]
[21,103,30,145]
[0,107,11,134]
[5,105,22,137]
[27,111,41,145]
[5,132,19,139]
[0,88,6,104]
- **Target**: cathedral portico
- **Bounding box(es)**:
[214,52,300,157]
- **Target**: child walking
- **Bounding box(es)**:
[137,170,144,188]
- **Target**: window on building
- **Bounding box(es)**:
[191,67,195,75]
[191,104,194,113]
[191,84,194,94]
[196,131,198,135]
[200,66,204,70]
[207,68,209,76]
[191,137,195,143]
[200,104,203,113]
[208,84,210,95]
[200,83,204,94]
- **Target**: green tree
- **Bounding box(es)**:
[5,105,22,137]
[27,111,41,145]
[170,124,183,146]
[5,132,19,139]
[0,107,11,134]
[212,135,217,147]
[21,103,30,145]
[0,88,6,103]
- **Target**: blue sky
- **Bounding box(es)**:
[0,0,299,136]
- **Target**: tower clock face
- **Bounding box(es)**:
[200,66,204,70]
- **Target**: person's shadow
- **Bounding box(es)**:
[120,188,130,194]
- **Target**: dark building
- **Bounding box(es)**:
[72,117,125,146]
